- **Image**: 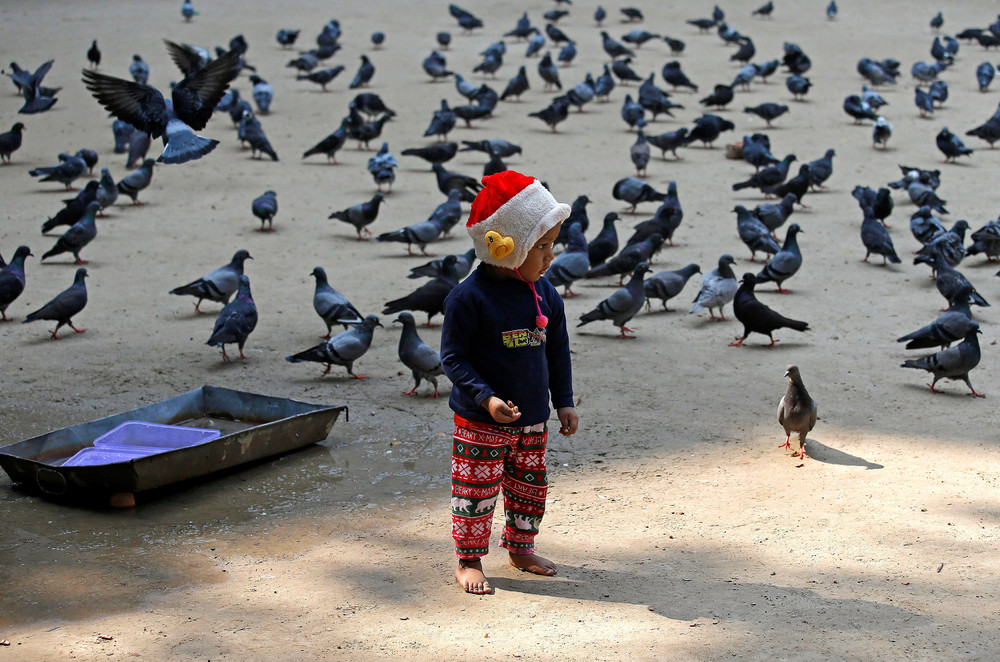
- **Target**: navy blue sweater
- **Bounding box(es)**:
[441,265,574,427]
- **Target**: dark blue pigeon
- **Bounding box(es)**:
[786,74,811,100]
[528,94,571,131]
[252,190,278,232]
[753,193,797,235]
[538,52,561,91]
[501,65,530,100]
[29,151,87,190]
[936,127,973,162]
[524,29,545,58]
[249,75,274,114]
[661,61,698,92]
[600,31,634,60]
[424,100,457,141]
[41,180,99,234]
[914,220,969,269]
[861,205,901,264]
[646,128,688,160]
[756,223,803,293]
[401,142,458,168]
[408,248,476,280]
[375,200,451,255]
[735,205,780,261]
[594,65,615,101]
[873,116,892,148]
[206,274,258,361]
[422,51,454,81]
[931,248,989,308]
[297,66,345,91]
[303,126,347,164]
[382,255,458,326]
[41,201,100,264]
[23,267,88,339]
[612,177,666,212]
[588,213,620,268]
[976,62,995,91]
[349,55,375,89]
[915,87,934,117]
[584,235,663,284]
[0,245,32,321]
[967,219,1000,261]
[239,110,279,161]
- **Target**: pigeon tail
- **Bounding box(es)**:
[159,131,219,164]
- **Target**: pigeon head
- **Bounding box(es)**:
[720,254,736,266]
[740,272,759,286]
[393,312,416,326]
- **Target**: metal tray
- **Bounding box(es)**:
[0,386,347,500]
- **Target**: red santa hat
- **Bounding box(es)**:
[466,170,571,268]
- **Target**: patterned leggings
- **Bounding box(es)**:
[451,415,549,559]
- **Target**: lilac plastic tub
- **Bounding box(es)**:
[62,445,161,467]
[93,421,221,450]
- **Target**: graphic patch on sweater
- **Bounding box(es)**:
[501,327,546,348]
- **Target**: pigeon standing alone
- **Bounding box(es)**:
[777,365,817,459]
[394,312,444,396]
[0,122,26,163]
[329,193,385,239]
[206,275,258,361]
[23,267,88,339]
[170,249,252,313]
[252,190,278,232]
[0,245,32,321]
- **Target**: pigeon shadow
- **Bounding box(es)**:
[900,382,982,398]
[803,438,883,469]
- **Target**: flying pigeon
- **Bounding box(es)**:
[206,274,257,361]
[23,267,88,339]
[170,249,252,314]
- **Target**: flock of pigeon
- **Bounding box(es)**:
[1,1,998,460]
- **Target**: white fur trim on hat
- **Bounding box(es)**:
[467,180,571,267]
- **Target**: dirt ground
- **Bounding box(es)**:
[1,0,998,659]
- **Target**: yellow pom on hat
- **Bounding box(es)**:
[466,170,571,267]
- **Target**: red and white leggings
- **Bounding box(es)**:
[450,415,548,559]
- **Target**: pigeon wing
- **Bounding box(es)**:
[170,48,242,130]
[81,70,170,139]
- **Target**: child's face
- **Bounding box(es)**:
[517,222,562,282]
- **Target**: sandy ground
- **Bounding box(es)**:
[1,0,999,659]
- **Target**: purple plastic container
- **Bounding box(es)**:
[93,421,221,450]
[62,445,161,467]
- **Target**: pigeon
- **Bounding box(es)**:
[95,168,118,211]
[287,52,319,72]
[82,44,241,164]
[730,273,809,346]
[621,7,644,22]
[753,1,775,17]
[936,127,973,162]
[349,55,375,89]
[630,131,650,177]
[700,83,734,110]
[600,31,634,60]
[14,62,59,114]
[371,31,385,49]
[239,110,279,161]
[460,139,522,159]
[687,18,717,33]
[0,245,32,321]
[683,113,735,147]
[914,87,935,117]
[826,1,837,19]
[286,315,382,378]
[976,62,995,91]
[910,206,947,245]
[594,6,607,24]
[930,11,943,32]
[643,263,700,312]
[906,179,948,214]
[543,224,590,297]
[505,12,533,40]
[524,30,545,58]
[763,164,813,207]
[861,205,901,264]
[297,66,345,91]
[558,40,577,66]
[423,100,457,142]
[735,205,781,261]
[367,142,397,192]
[637,74,682,120]
[912,60,948,82]
[929,80,948,106]
[116,158,155,204]
[394,312,444,396]
[276,29,300,48]
[732,64,758,90]
[861,86,888,110]
[538,52,561,91]
[594,65,615,101]
[421,50,453,81]
[437,31,452,49]
[329,193,385,240]
[873,116,892,148]
[556,195,592,247]
[577,262,651,338]
[744,103,789,128]
[41,181,99,234]
[310,266,363,337]
[408,248,476,280]
[930,249,990,308]
[382,255,459,326]
[588,213,621,268]
[621,94,645,130]
[733,154,796,192]
[663,36,686,55]
[626,181,683,247]
[545,23,570,45]
[375,198,452,255]
[611,58,643,85]
[897,289,976,350]
[901,325,983,397]
[206,275,258,361]
[612,177,666,212]
[248,75,273,114]
[661,61,698,92]
[181,0,197,21]
[622,29,660,49]
[857,58,896,87]
[915,220,968,269]
[126,130,152,168]
[786,74,811,100]
[170,249,252,314]
[753,193,797,235]
[777,365,817,459]
[302,126,347,164]
[528,94,572,131]
[87,40,101,69]
[843,95,878,123]
[966,113,1000,148]
[251,190,278,232]
[731,38,757,64]
[432,163,480,201]
[0,123,25,164]
[28,151,88,190]
[584,234,663,283]
[689,254,738,320]
[41,201,100,264]
[472,51,502,77]
[807,149,836,189]
[111,120,135,154]
[742,134,779,171]
[646,128,689,160]
[401,142,458,168]
[501,65,530,101]
[23,267,88,339]
[756,223,803,293]
[967,219,1000,261]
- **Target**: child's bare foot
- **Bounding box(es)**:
[508,552,557,576]
[455,558,492,594]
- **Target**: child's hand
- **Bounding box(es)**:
[556,407,578,436]
[485,396,521,424]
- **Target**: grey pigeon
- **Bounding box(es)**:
[286,315,382,379]
[367,142,397,192]
[0,122,26,163]
[914,219,968,269]
[41,201,100,264]
[375,199,451,255]
[459,138,522,158]
[897,288,976,350]
[620,94,645,129]
[126,130,152,168]
[394,312,444,396]
[976,62,995,91]
[929,80,948,106]
[965,114,1000,148]
[689,254,738,320]
[684,113,735,147]
[82,45,241,164]
[744,103,789,128]
[329,193,385,239]
[454,73,479,100]
[297,66,345,91]
[501,65,530,101]
[23,267,88,339]
[661,61,697,91]
[910,206,947,245]
[401,142,458,168]
[735,205,780,261]
[915,87,935,117]
[873,116,892,148]
[630,130,650,176]
[753,193,797,235]
[117,158,155,204]
[756,223,803,293]
[730,272,809,346]
[612,177,665,212]
[646,128,688,160]
[538,52,561,91]
[967,219,1000,261]
[742,134,778,171]
[29,151,87,190]
[584,234,663,284]
[170,249,252,313]
[930,249,990,308]
[249,75,274,114]
[732,154,796,192]
[786,74,811,100]
[594,65,615,101]
[408,248,476,280]
[543,224,590,297]
[95,168,118,210]
[432,163,480,201]
[252,190,278,232]
[41,181,99,234]
[524,30,545,59]
[936,127,973,162]
[310,266,363,337]
[422,51,454,81]
[861,205,901,264]
[240,110,279,161]
[303,126,347,164]
[349,55,375,89]
[626,181,683,247]
[424,99,457,141]
[807,149,836,189]
[577,262,651,338]
[0,245,32,321]
[16,60,59,114]
[277,29,300,48]
[382,255,458,326]
[901,325,983,397]
[528,94,571,131]
[600,31,634,60]
[612,58,644,86]
[206,274,257,361]
[643,263,700,311]
[777,365,817,459]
